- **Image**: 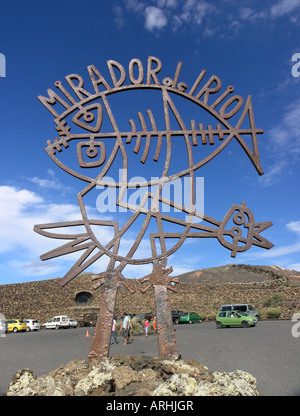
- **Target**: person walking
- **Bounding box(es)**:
[122,312,129,345]
[153,316,157,335]
[110,317,117,344]
[144,318,149,337]
[128,315,133,342]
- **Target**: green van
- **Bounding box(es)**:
[216,311,257,328]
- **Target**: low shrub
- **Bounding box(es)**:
[266,307,282,319]
[116,318,143,335]
[198,313,206,321]
[273,293,283,302]
[263,293,283,307]
[129,318,143,335]
[206,312,216,321]
[256,309,262,320]
[263,297,273,307]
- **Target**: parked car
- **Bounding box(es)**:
[24,319,40,332]
[216,311,257,328]
[43,315,71,329]
[69,319,77,328]
[171,310,184,324]
[6,319,27,333]
[220,304,259,320]
[179,312,201,324]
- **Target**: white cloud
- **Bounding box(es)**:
[124,0,146,13]
[240,7,253,20]
[122,262,152,279]
[245,242,300,260]
[122,260,195,280]
[28,176,59,189]
[0,185,168,282]
[0,186,42,212]
[0,185,84,254]
[258,160,288,187]
[271,0,300,17]
[27,176,65,191]
[239,7,266,22]
[275,102,300,147]
[144,6,168,31]
[117,0,216,34]
[25,169,73,193]
[259,98,300,186]
[0,186,104,281]
[287,221,300,233]
[155,0,177,8]
[236,220,300,267]
[181,0,215,25]
[114,5,125,28]
[0,186,42,252]
[5,260,59,278]
[288,263,300,271]
[115,1,299,37]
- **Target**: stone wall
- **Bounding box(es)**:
[1,273,300,324]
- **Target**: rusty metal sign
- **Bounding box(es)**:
[34,57,273,359]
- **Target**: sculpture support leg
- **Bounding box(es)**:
[154,284,178,359]
[88,271,118,360]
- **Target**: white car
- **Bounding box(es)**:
[43,315,70,329]
[25,319,40,331]
[69,319,77,328]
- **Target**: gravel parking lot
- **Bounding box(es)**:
[1,320,299,396]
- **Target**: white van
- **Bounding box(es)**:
[43,315,71,329]
[220,304,259,320]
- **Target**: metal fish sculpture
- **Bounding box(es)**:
[34,57,274,359]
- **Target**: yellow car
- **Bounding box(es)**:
[6,319,27,333]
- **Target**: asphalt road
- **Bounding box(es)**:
[1,320,299,396]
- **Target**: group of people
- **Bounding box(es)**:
[110,313,157,345]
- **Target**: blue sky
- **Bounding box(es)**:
[1,0,300,285]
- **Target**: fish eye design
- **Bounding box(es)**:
[77,140,106,168]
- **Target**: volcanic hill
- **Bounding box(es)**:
[176,264,300,285]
